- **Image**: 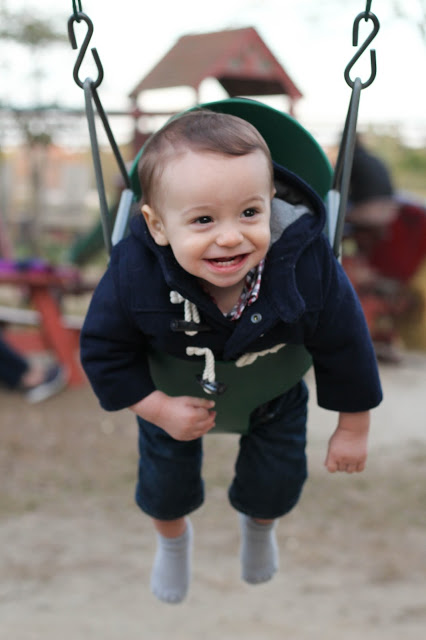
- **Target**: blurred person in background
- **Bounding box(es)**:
[0,333,66,403]
[343,135,426,362]
[347,133,398,231]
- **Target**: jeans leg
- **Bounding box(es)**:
[0,336,28,388]
[135,416,204,520]
[229,380,309,519]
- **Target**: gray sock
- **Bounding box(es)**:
[150,519,193,604]
[239,513,279,584]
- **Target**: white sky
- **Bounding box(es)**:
[1,0,426,146]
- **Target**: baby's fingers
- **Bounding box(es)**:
[325,458,366,473]
[192,410,217,437]
[187,396,215,410]
[197,408,217,426]
[325,457,338,473]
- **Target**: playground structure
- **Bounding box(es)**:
[128,27,303,150]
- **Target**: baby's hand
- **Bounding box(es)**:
[130,391,216,441]
[325,411,370,473]
[157,394,216,440]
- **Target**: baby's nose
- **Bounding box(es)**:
[216,225,243,246]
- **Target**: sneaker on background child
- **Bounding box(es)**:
[0,334,67,403]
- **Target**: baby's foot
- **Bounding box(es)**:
[150,519,193,604]
[239,514,278,584]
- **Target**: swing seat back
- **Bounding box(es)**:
[128,98,332,434]
[148,345,312,434]
[129,98,332,199]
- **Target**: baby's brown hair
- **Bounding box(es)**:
[138,109,273,207]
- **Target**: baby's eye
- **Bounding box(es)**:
[242,208,258,218]
[194,215,213,225]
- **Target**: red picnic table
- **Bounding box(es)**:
[0,260,95,386]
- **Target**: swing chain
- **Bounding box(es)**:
[364,1,372,18]
[331,78,362,258]
[344,10,380,90]
[331,3,380,257]
[67,6,131,255]
[72,1,83,19]
[68,12,103,89]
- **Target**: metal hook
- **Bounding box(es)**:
[67,12,104,89]
[344,11,380,90]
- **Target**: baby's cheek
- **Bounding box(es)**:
[259,229,271,252]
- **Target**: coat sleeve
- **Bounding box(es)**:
[302,237,383,412]
[80,260,156,411]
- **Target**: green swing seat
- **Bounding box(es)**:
[127,98,333,434]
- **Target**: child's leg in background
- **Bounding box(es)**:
[0,334,29,388]
[135,417,204,603]
[229,380,309,584]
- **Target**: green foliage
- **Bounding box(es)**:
[397,147,426,172]
[363,132,426,200]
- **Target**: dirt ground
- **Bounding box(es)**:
[1,352,426,640]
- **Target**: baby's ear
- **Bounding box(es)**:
[141,204,169,246]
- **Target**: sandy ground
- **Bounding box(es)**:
[1,351,425,640]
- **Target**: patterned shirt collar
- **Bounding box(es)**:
[225,258,265,321]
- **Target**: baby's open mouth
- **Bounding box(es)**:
[208,254,246,266]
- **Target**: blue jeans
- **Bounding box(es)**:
[0,335,28,388]
[135,380,308,520]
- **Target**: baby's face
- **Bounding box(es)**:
[142,149,273,296]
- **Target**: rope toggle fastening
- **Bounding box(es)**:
[170,291,227,395]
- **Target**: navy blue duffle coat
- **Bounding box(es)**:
[80,164,383,414]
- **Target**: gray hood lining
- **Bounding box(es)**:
[270,197,313,245]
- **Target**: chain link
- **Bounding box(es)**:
[344,10,379,89]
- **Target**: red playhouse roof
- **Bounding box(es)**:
[129,27,302,104]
